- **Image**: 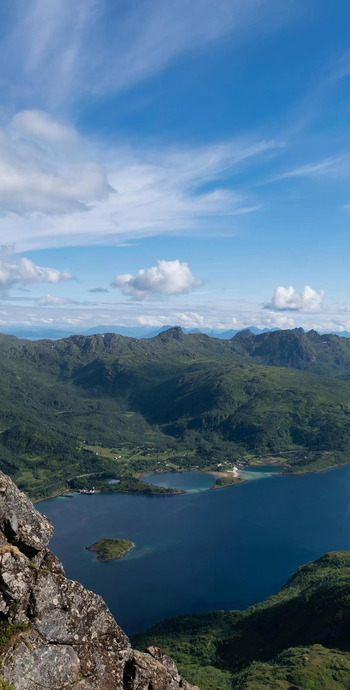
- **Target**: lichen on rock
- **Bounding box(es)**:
[0,471,197,690]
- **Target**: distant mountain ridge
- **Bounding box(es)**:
[0,324,279,341]
[26,324,350,378]
[4,323,350,341]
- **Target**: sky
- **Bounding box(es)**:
[1,0,350,334]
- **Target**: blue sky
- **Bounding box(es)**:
[1,0,350,332]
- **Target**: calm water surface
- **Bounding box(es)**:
[143,470,215,492]
[143,466,284,492]
[38,465,350,635]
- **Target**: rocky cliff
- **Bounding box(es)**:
[0,472,198,690]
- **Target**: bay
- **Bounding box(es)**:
[38,464,350,636]
[142,470,215,492]
[143,466,285,492]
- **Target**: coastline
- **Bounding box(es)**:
[34,456,350,504]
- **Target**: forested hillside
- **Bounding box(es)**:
[0,327,350,498]
[133,551,350,690]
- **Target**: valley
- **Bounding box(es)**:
[1,327,350,499]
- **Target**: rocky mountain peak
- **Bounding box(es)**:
[157,327,185,343]
[0,472,197,690]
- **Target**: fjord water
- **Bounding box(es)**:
[38,465,350,635]
[142,470,216,492]
[143,466,284,491]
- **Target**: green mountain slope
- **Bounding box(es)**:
[136,361,350,455]
[0,328,350,497]
[133,552,350,690]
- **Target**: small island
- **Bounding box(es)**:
[211,475,243,490]
[86,538,135,561]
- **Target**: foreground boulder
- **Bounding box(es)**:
[0,472,197,690]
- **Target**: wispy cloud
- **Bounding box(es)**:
[328,49,350,84]
[0,0,291,107]
[0,110,278,250]
[265,157,344,183]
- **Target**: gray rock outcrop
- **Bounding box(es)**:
[0,472,198,690]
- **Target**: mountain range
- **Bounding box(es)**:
[0,326,350,498]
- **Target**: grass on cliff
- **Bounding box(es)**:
[0,624,27,690]
[132,551,350,690]
[0,623,28,649]
[0,681,15,690]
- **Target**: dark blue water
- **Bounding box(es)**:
[38,465,350,635]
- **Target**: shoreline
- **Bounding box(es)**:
[34,458,350,504]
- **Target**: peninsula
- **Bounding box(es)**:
[87,537,135,561]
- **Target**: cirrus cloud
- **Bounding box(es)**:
[267,285,325,312]
[0,0,294,108]
[0,109,279,251]
[112,259,202,300]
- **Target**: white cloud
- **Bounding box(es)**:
[112,260,202,300]
[267,285,325,312]
[0,110,111,215]
[0,247,73,291]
